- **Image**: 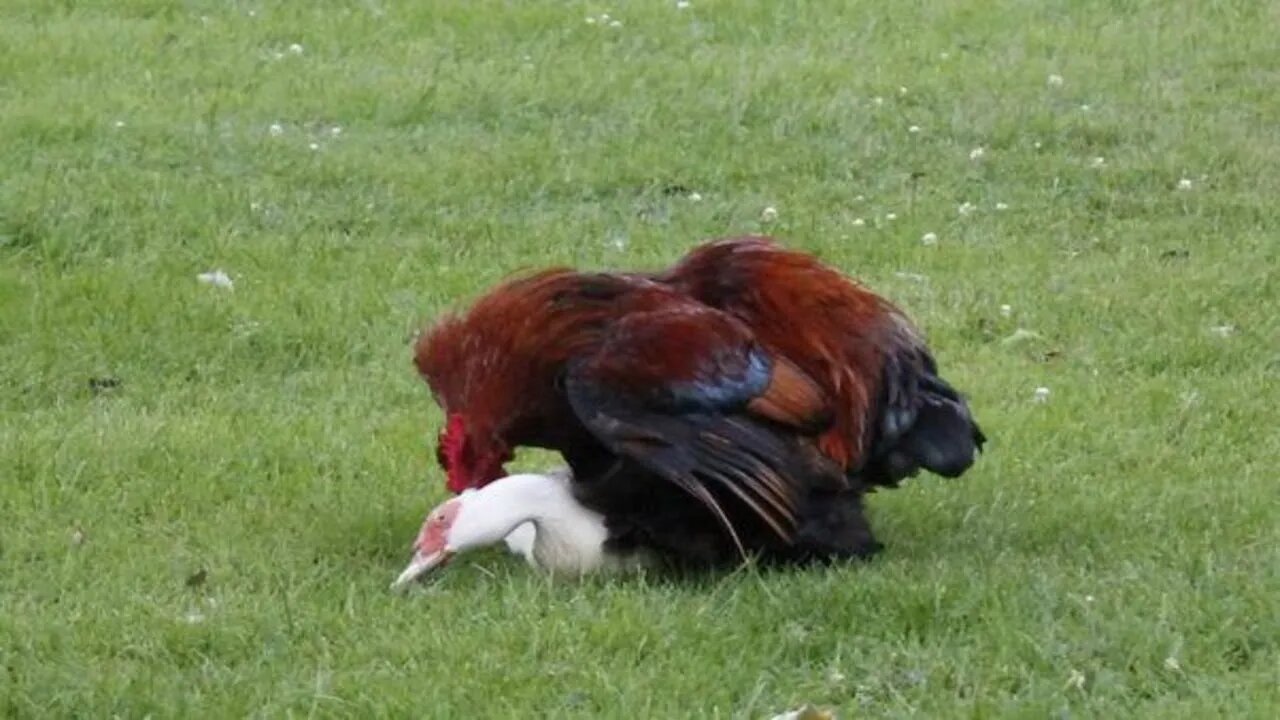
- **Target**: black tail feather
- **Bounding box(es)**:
[858,347,986,488]
[902,388,985,478]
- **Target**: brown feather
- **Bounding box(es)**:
[698,434,798,523]
[746,357,832,433]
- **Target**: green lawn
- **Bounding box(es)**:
[2,0,1277,717]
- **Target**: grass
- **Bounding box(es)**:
[2,0,1278,716]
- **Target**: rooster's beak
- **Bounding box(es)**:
[390,549,454,591]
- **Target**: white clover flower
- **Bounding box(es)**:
[197,270,234,290]
[760,206,778,222]
[1047,74,1065,87]
[921,232,938,245]
[969,147,985,161]
[1066,669,1086,690]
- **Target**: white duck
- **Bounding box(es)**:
[391,468,651,590]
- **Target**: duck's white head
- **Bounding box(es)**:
[391,492,478,590]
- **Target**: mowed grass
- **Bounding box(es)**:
[2,0,1278,716]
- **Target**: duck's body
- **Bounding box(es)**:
[393,469,652,589]
[494,469,654,576]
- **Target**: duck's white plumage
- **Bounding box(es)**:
[394,468,650,589]
[502,522,537,561]
[487,468,613,575]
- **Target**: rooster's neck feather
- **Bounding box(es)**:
[414,270,660,441]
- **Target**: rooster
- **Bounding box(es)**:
[403,238,984,578]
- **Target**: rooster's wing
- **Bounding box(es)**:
[564,302,846,555]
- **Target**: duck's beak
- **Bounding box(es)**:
[390,549,454,592]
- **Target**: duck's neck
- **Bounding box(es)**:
[467,470,613,574]
[470,471,575,532]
